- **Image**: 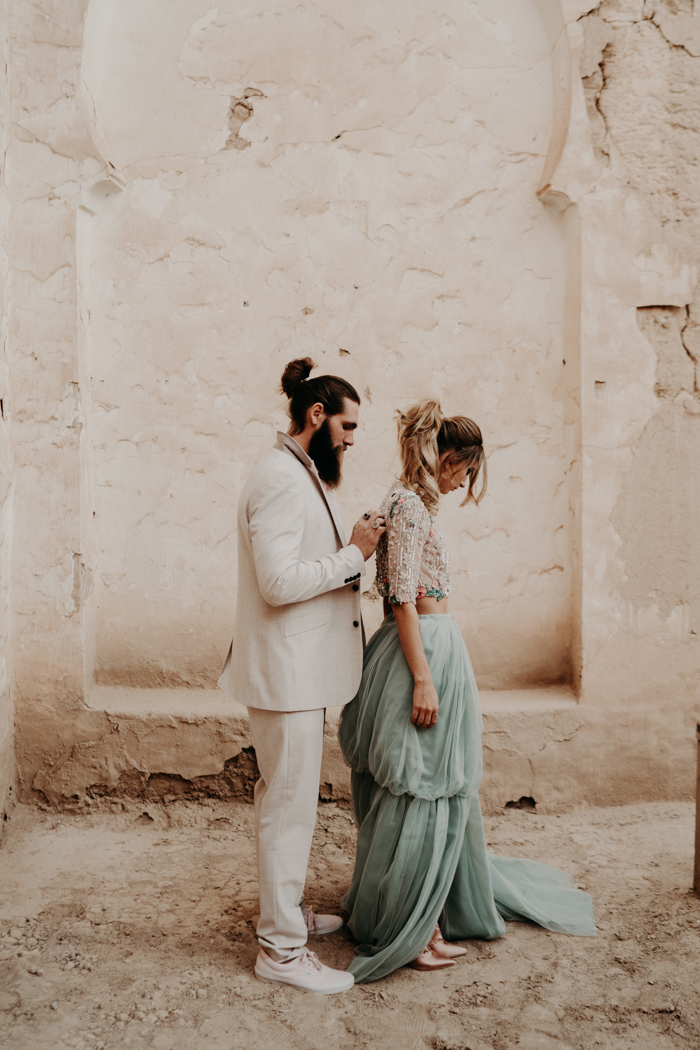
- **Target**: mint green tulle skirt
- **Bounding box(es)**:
[338,614,596,983]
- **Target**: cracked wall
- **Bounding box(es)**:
[0,1,13,832]
[579,0,700,679]
[615,306,700,622]
[4,0,700,812]
[550,0,700,802]
[79,0,575,691]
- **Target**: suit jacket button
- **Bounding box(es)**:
[352,584,359,591]
[353,621,359,628]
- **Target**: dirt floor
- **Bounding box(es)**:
[0,797,698,1050]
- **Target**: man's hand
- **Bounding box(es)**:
[349,511,386,560]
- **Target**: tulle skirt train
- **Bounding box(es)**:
[338,614,596,983]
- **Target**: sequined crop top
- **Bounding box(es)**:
[375,485,450,605]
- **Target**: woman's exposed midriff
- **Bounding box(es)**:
[415,596,449,615]
[383,597,449,617]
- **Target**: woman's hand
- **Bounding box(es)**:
[412,679,439,729]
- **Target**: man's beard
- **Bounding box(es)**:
[308,419,344,488]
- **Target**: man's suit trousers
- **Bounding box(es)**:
[247,705,325,961]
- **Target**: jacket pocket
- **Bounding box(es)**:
[284,605,330,638]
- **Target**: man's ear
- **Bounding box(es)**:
[308,402,326,428]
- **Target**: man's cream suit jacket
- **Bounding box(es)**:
[217,432,366,711]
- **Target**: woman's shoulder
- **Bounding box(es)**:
[380,484,429,522]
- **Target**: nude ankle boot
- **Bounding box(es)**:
[408,946,455,971]
[428,923,468,959]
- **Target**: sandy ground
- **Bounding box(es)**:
[0,797,698,1050]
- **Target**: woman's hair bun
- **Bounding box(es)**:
[395,399,444,513]
[280,357,316,399]
[398,398,444,435]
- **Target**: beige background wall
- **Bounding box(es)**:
[2,0,699,812]
[78,0,575,691]
[572,0,700,799]
[0,1,12,828]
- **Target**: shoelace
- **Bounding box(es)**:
[303,908,319,933]
[298,949,322,971]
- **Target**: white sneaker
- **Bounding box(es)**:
[254,947,354,994]
[303,906,344,936]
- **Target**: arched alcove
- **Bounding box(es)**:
[80,0,575,689]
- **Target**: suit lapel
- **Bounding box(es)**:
[275,433,348,547]
[323,487,348,547]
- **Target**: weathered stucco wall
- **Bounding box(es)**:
[78,0,576,691]
[569,0,700,799]
[8,0,105,797]
[3,0,700,813]
[0,0,14,832]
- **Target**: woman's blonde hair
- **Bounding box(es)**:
[396,399,486,514]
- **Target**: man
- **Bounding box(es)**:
[218,357,385,994]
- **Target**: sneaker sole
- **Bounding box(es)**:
[254,968,354,994]
[307,921,344,936]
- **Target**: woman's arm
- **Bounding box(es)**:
[392,603,439,729]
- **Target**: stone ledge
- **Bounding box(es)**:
[89,686,248,721]
[83,686,583,813]
[27,685,585,812]
[87,687,351,806]
[478,687,584,813]
[480,687,582,767]
[480,686,577,715]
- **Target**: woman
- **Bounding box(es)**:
[338,400,595,983]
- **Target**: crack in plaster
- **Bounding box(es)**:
[593,40,613,161]
[642,1,700,57]
[582,3,700,162]
[680,305,699,373]
[482,715,584,758]
[11,122,89,163]
[474,565,567,610]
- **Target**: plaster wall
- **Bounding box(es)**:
[7,0,107,795]
[0,0,14,831]
[79,0,575,692]
[567,0,700,798]
[4,0,700,813]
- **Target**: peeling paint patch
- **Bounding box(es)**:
[70,554,92,615]
[223,88,264,151]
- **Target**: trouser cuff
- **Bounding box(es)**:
[262,944,305,963]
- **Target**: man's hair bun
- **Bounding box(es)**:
[280,357,315,399]
[278,357,360,436]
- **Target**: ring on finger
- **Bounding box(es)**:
[362,512,371,520]
[371,519,381,529]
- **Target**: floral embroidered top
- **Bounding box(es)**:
[375,485,450,605]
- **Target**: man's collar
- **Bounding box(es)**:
[275,431,316,473]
